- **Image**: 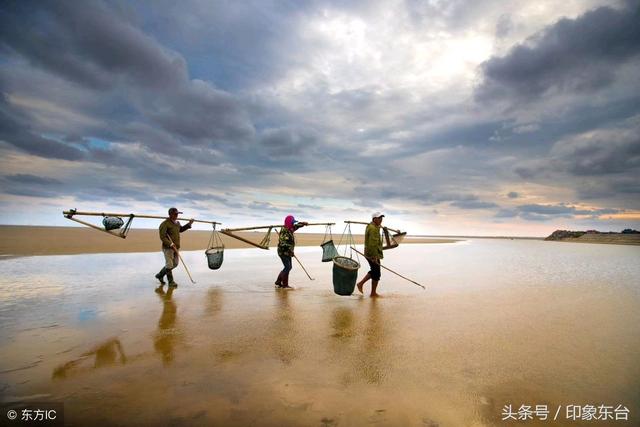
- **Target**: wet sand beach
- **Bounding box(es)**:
[1,240,639,426]
[0,226,458,257]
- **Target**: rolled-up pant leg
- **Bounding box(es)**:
[163,248,179,270]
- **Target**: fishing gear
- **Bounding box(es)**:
[331,222,361,296]
[62,209,220,239]
[205,223,224,270]
[220,222,335,250]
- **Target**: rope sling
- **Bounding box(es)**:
[320,224,339,262]
[259,227,274,249]
[382,227,407,250]
[205,223,225,270]
[332,223,360,296]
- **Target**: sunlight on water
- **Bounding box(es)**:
[1,240,639,426]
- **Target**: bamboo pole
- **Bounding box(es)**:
[293,254,315,281]
[219,230,270,250]
[167,235,196,284]
[63,210,221,225]
[66,216,126,239]
[350,246,426,290]
[344,220,403,234]
[220,222,335,250]
[222,222,334,232]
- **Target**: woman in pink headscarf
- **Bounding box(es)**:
[275,215,308,288]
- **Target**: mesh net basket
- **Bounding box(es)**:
[102,216,124,231]
[321,240,339,262]
[205,248,224,270]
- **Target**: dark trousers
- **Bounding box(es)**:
[367,258,381,281]
[279,255,292,275]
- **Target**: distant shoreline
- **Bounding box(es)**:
[544,229,640,246]
[0,225,461,258]
[409,235,544,240]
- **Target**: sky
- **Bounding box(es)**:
[0,0,639,236]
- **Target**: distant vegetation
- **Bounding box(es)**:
[545,229,640,245]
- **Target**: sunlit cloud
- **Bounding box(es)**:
[0,0,638,236]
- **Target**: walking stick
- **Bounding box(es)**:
[350,246,425,290]
[167,235,196,284]
[293,254,315,281]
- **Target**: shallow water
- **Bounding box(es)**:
[0,240,639,426]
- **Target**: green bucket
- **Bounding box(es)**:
[332,256,360,296]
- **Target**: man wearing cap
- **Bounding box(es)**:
[357,212,384,297]
[155,208,194,287]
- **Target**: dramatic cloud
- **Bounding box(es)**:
[0,0,638,235]
[498,204,623,222]
[477,1,640,102]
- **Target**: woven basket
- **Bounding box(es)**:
[332,256,360,296]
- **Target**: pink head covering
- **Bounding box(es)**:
[284,215,296,231]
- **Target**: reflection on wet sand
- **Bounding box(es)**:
[1,242,635,426]
[270,289,299,364]
[330,306,355,339]
[204,287,223,317]
[328,299,391,387]
[355,298,388,385]
[52,337,126,380]
[154,285,180,366]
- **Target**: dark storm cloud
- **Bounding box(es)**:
[0,0,255,163]
[477,1,640,102]
[550,134,640,176]
[507,192,519,199]
[247,201,289,213]
[138,0,377,91]
[354,183,499,210]
[495,203,622,222]
[72,184,158,202]
[2,173,62,199]
[0,0,637,232]
[576,175,640,200]
[260,127,318,157]
[450,200,498,210]
[0,92,87,161]
[4,188,59,198]
[4,174,62,186]
[176,191,245,209]
[0,1,187,90]
[146,82,254,145]
[510,115,640,207]
[518,204,581,215]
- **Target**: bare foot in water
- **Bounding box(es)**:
[357,282,364,294]
[370,293,380,298]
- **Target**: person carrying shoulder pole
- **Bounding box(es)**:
[357,212,384,297]
[275,215,308,289]
[155,207,194,288]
